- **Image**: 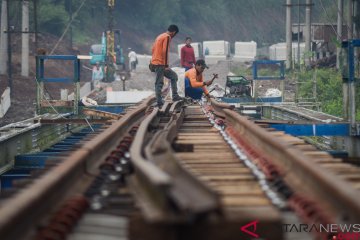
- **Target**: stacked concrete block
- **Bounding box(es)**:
[0,87,10,118]
[269,42,305,63]
[204,55,227,65]
[136,54,152,69]
[177,42,202,59]
[171,67,185,97]
[233,41,257,62]
[203,40,230,56]
[203,40,230,65]
[106,91,153,104]
[68,82,92,101]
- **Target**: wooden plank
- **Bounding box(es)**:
[35,119,110,125]
[82,108,122,120]
[221,196,271,206]
[199,175,256,181]
[215,188,264,195]
[175,140,226,144]
[178,129,218,133]
[176,136,223,140]
[181,159,239,164]
[182,163,244,168]
[189,168,252,174]
[40,100,73,107]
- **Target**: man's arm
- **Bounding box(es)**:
[162,36,170,67]
[188,71,204,88]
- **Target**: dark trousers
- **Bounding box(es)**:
[154,66,178,105]
[185,77,204,100]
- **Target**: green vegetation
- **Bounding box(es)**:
[233,64,360,121]
[8,0,337,48]
[296,68,360,120]
[38,1,68,36]
[231,66,252,77]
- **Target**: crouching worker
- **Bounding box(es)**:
[185,59,218,99]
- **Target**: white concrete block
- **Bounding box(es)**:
[80,82,91,98]
[204,55,227,65]
[203,41,230,56]
[177,42,202,58]
[106,91,154,104]
[269,42,305,63]
[233,41,257,62]
[61,89,68,100]
[136,54,152,69]
[68,82,92,101]
[171,67,185,97]
[0,87,11,118]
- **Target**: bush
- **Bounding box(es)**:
[297,68,360,120]
[38,0,68,36]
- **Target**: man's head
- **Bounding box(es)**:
[185,37,192,46]
[167,24,179,38]
[195,59,209,73]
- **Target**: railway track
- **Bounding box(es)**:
[0,97,155,240]
[1,97,360,239]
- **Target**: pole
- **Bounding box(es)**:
[305,0,311,67]
[21,0,29,77]
[286,0,292,69]
[297,0,300,70]
[348,0,353,40]
[348,1,355,126]
[69,0,72,49]
[336,0,343,69]
[33,0,38,51]
[6,0,12,95]
[0,0,8,74]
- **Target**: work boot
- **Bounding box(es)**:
[157,100,164,108]
[172,95,184,102]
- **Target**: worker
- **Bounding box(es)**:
[92,62,104,90]
[180,37,196,71]
[150,24,183,107]
[128,48,137,72]
[185,59,218,100]
[204,47,210,56]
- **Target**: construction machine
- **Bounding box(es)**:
[89,0,128,82]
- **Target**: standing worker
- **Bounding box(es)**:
[150,24,183,108]
[92,62,104,90]
[128,48,137,72]
[181,37,196,71]
[185,59,218,100]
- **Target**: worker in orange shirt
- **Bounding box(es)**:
[185,59,218,100]
[150,24,182,107]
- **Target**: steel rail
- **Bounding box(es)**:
[0,96,155,240]
[209,98,235,118]
[145,108,220,216]
[223,108,360,223]
[267,105,343,122]
[130,102,220,222]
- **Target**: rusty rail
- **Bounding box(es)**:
[208,99,360,223]
[0,96,155,240]
[225,109,360,222]
[209,98,235,118]
[130,102,220,222]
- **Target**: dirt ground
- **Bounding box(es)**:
[0,34,93,127]
[0,43,296,127]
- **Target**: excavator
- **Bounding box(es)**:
[89,31,125,68]
[89,0,128,82]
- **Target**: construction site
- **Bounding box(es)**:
[0,0,360,240]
